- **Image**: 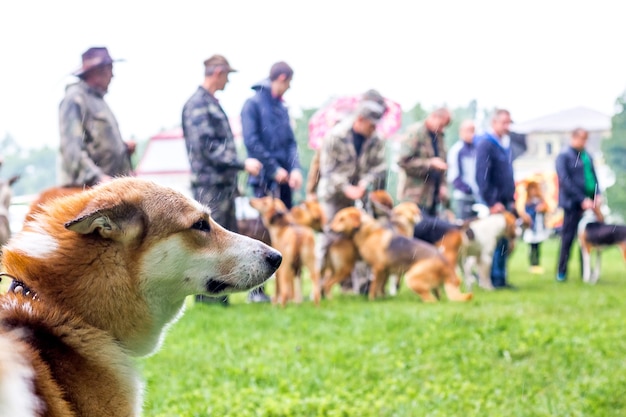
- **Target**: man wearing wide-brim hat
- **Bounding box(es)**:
[58,46,135,187]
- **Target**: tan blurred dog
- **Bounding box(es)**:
[290,199,326,232]
[250,196,321,306]
[330,207,472,302]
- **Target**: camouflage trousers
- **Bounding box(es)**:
[192,184,238,233]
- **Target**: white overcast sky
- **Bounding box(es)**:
[0,0,624,150]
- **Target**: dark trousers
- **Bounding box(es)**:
[558,207,584,276]
[529,243,540,266]
[491,237,509,287]
[253,182,293,209]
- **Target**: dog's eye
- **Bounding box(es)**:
[191,219,211,232]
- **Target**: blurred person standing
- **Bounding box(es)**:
[58,47,135,187]
[397,108,451,217]
[447,119,480,220]
[241,61,300,302]
[475,108,517,289]
[517,180,550,274]
[241,61,302,209]
[555,128,602,282]
[305,89,388,201]
[182,54,262,305]
[317,100,387,293]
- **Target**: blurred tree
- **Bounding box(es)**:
[601,91,626,219]
[0,133,57,196]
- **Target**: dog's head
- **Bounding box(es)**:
[290,199,326,232]
[391,202,422,224]
[329,207,363,235]
[249,196,292,227]
[368,190,394,219]
[2,178,281,356]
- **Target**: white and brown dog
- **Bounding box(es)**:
[578,210,626,284]
[0,178,281,417]
[458,211,518,290]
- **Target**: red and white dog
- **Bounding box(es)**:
[0,178,281,417]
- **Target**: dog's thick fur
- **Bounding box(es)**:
[578,212,626,284]
[24,185,87,223]
[0,178,281,417]
[457,212,518,290]
[330,207,472,302]
[250,196,321,306]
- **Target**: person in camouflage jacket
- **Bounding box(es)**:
[58,47,134,187]
[317,101,388,220]
[397,108,451,217]
[182,54,261,233]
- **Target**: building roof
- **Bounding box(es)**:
[135,129,189,175]
[511,106,611,134]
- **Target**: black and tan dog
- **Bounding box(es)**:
[0,178,281,416]
[330,207,472,302]
[578,213,626,284]
[250,196,321,306]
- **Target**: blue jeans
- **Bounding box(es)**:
[491,237,509,287]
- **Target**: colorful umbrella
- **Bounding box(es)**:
[308,94,402,150]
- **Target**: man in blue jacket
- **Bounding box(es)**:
[475,109,517,289]
[241,61,302,209]
[555,128,602,282]
[241,61,302,302]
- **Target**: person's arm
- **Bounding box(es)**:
[555,152,586,208]
[305,150,321,199]
[241,100,279,178]
[359,138,387,191]
[397,130,431,178]
[319,133,351,197]
[475,140,496,207]
[59,97,103,186]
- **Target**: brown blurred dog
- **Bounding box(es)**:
[290,199,326,232]
[390,201,464,269]
[330,207,472,302]
[250,196,321,306]
[319,233,359,298]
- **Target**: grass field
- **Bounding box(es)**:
[139,238,626,416]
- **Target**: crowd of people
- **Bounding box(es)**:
[56,46,604,304]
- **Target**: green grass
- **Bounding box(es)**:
[140,239,625,416]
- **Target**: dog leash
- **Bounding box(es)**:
[0,272,38,300]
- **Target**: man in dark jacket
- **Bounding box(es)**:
[241,61,302,209]
[475,109,517,289]
[182,54,262,305]
[555,128,601,282]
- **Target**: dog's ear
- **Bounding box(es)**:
[65,203,144,241]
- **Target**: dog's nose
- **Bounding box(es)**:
[265,250,282,269]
